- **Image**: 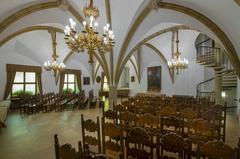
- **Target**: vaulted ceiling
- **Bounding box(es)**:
[0,0,240,85]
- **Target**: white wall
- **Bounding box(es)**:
[127,30,205,97]
[203,67,215,92]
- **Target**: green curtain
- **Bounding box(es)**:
[36,72,43,100]
[59,72,65,94]
[76,72,82,92]
[4,71,16,99]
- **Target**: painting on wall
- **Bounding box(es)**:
[83,77,90,85]
[96,76,101,83]
[147,66,161,92]
[131,76,135,82]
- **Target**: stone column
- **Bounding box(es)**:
[214,69,222,105]
[108,85,118,110]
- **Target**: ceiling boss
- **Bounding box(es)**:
[64,0,115,64]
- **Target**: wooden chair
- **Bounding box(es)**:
[119,111,136,129]
[102,109,117,124]
[102,120,124,159]
[54,134,82,159]
[200,140,236,159]
[160,116,183,135]
[160,133,186,159]
[185,119,219,158]
[160,106,176,117]
[126,127,154,159]
[81,115,101,156]
[179,108,198,136]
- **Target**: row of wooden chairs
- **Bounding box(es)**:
[19,91,89,114]
[117,95,226,141]
[55,114,240,159]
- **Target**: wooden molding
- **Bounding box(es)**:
[0,0,84,34]
[0,26,63,47]
[129,58,140,83]
[0,1,60,34]
[234,0,240,6]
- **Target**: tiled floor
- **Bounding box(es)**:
[0,108,239,159]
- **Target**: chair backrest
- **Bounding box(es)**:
[179,108,198,120]
[161,106,176,117]
[189,119,219,141]
[81,115,101,154]
[54,134,79,159]
[161,116,183,134]
[102,120,124,157]
[200,140,236,159]
[119,111,136,127]
[161,133,185,158]
[138,113,159,129]
[102,109,117,124]
[126,127,153,159]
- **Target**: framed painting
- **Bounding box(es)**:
[131,76,135,82]
[147,66,161,92]
[83,77,90,85]
[96,76,101,83]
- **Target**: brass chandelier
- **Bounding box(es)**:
[168,30,189,74]
[64,0,115,64]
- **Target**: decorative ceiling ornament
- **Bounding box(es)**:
[64,0,115,64]
[44,31,66,84]
[167,30,189,74]
[149,0,163,10]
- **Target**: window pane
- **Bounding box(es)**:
[104,76,108,83]
[25,84,35,95]
[25,72,36,83]
[68,84,75,91]
[14,72,24,83]
[64,74,68,83]
[12,84,24,96]
[68,74,75,82]
[64,84,68,89]
[103,83,109,91]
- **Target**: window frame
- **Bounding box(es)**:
[11,72,37,97]
[64,73,76,92]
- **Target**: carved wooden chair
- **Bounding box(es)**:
[179,108,198,136]
[160,106,177,117]
[200,140,236,159]
[102,109,117,124]
[160,116,183,135]
[81,115,101,156]
[119,111,136,129]
[126,127,154,159]
[54,134,82,159]
[185,119,220,158]
[102,120,124,159]
[160,133,186,159]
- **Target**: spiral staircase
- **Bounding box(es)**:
[196,34,237,108]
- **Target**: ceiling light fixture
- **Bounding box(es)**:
[64,0,115,64]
